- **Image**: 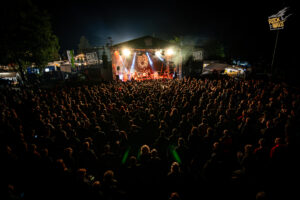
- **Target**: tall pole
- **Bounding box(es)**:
[271,30,279,75]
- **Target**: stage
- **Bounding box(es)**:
[111,36,182,81]
[117,71,175,82]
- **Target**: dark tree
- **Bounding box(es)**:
[202,39,226,60]
[107,37,113,47]
[169,35,183,46]
[0,0,60,82]
[78,36,91,54]
[102,52,108,69]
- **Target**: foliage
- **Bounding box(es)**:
[0,0,60,80]
[102,53,108,69]
[169,36,183,46]
[106,36,113,46]
[202,39,226,60]
[78,36,91,53]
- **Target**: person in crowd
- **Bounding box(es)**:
[166,162,184,194]
[102,170,119,200]
[1,77,299,200]
[168,192,181,200]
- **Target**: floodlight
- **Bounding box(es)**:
[166,48,174,56]
[155,50,162,57]
[122,48,131,57]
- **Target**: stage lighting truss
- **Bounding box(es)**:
[155,48,176,57]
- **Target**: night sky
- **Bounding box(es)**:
[35,0,297,64]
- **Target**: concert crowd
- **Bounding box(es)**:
[1,77,299,200]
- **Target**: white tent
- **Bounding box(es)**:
[0,72,17,78]
[202,63,229,74]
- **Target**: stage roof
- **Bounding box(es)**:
[112,36,179,50]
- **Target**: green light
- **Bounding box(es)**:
[170,145,181,164]
[121,147,131,165]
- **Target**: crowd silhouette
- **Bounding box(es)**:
[1,77,300,200]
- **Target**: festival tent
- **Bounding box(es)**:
[202,63,229,74]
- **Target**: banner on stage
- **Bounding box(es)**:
[86,52,98,64]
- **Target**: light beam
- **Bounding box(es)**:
[130,52,136,73]
[146,52,154,71]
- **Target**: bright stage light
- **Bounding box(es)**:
[166,48,174,56]
[114,51,119,56]
[155,50,164,61]
[119,74,124,81]
[155,50,162,57]
[122,48,131,57]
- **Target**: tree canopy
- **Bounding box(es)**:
[0,0,60,79]
[202,39,226,60]
[78,36,91,53]
[169,36,183,46]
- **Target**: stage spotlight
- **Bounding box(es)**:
[114,51,119,56]
[155,50,162,57]
[155,50,164,61]
[122,48,131,57]
[119,74,124,81]
[166,48,174,56]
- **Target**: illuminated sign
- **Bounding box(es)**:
[268,7,292,30]
[86,52,98,64]
[268,17,284,30]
